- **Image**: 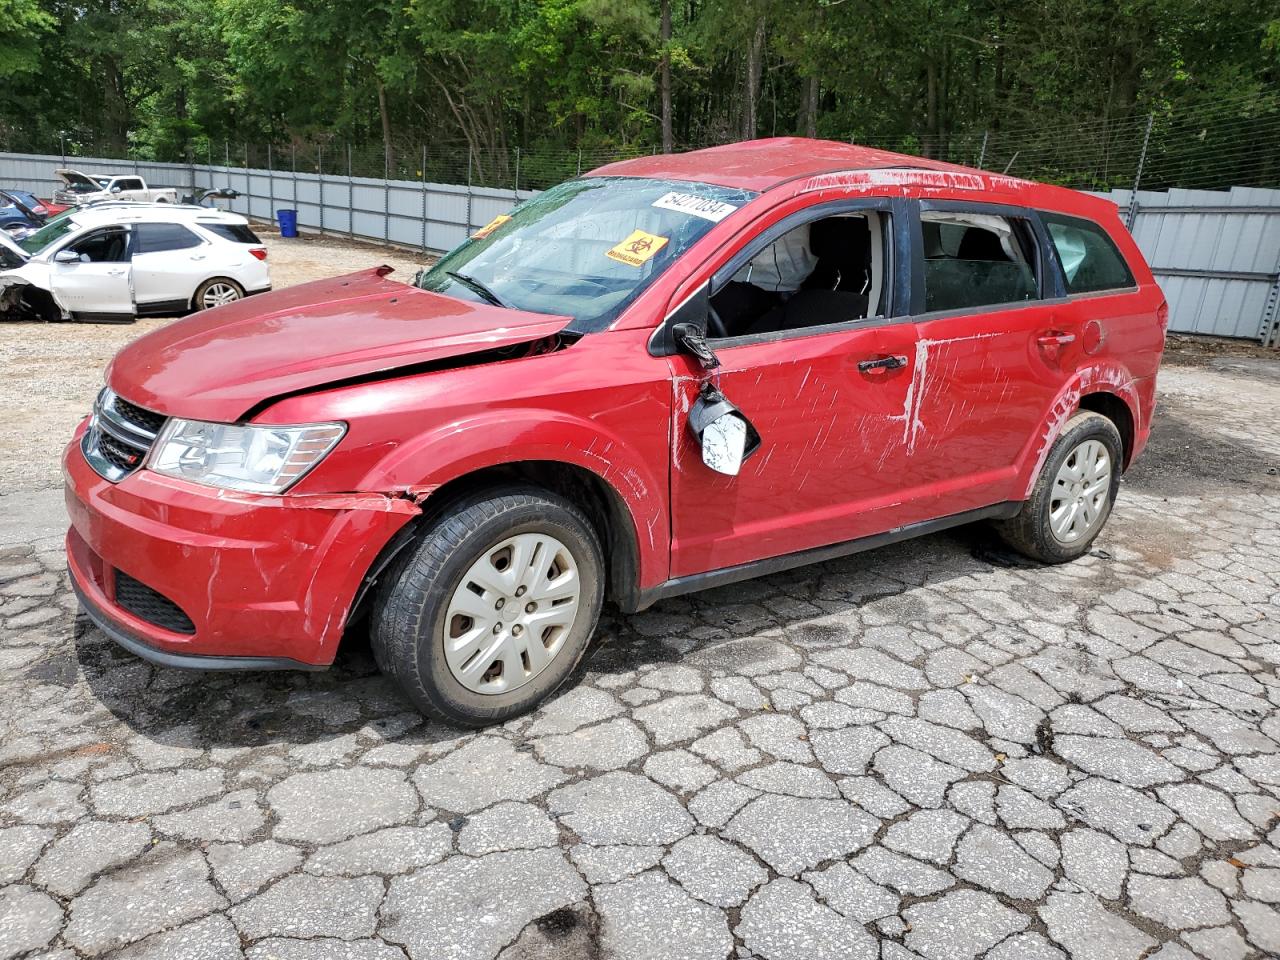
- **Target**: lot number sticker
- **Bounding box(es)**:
[651,192,739,222]
[471,214,511,239]
[606,230,669,267]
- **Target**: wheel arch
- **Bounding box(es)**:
[1077,389,1136,468]
[348,459,649,627]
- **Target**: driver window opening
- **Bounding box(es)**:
[66,228,130,263]
[708,212,890,340]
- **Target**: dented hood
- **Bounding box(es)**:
[108,268,572,422]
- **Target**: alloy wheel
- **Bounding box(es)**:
[443,533,582,695]
[202,282,241,308]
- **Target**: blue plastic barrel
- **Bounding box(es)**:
[277,209,298,238]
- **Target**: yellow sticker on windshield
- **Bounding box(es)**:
[606,230,669,267]
[471,214,511,240]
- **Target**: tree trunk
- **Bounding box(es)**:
[925,59,939,157]
[377,80,395,175]
[660,0,673,152]
[743,18,766,140]
[802,74,818,138]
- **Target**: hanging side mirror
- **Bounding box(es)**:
[688,382,761,476]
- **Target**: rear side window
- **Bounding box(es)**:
[202,223,262,244]
[921,210,1038,312]
[1041,213,1134,294]
[133,223,203,254]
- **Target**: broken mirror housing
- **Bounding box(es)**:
[688,382,761,475]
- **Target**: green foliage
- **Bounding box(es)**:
[1,0,1277,191]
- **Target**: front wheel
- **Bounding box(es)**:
[193,277,244,311]
[994,411,1123,563]
[372,487,604,727]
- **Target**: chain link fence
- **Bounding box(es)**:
[5,92,1278,195]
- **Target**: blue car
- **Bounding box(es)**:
[0,189,49,237]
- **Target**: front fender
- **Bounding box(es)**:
[1016,362,1143,499]
[357,408,670,590]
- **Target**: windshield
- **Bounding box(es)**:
[17,216,78,255]
[417,176,757,331]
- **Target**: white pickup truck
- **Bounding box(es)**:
[53,169,179,206]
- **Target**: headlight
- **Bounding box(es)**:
[148,419,346,494]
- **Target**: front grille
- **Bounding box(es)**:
[114,570,196,634]
[81,388,166,482]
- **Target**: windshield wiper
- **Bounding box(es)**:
[446,271,510,309]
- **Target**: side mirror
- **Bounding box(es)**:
[53,249,83,264]
[688,383,761,476]
[672,322,720,370]
[110,186,122,194]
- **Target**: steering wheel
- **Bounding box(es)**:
[706,302,729,339]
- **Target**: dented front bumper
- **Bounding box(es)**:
[63,427,414,667]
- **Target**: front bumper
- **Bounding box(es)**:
[63,429,414,668]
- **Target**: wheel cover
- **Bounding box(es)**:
[203,283,240,308]
[443,532,582,695]
[1049,439,1111,544]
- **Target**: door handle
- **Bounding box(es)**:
[1036,332,1076,347]
[106,268,126,276]
[189,254,207,261]
[858,355,908,373]
[1036,330,1076,364]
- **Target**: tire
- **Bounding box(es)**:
[192,277,245,311]
[372,486,605,727]
[994,411,1123,564]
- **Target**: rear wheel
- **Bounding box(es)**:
[193,277,244,311]
[372,487,604,727]
[994,411,1122,563]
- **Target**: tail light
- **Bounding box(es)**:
[249,247,268,261]
[1157,299,1169,331]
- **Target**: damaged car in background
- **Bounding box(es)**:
[64,138,1166,727]
[53,168,179,206]
[1,204,269,322]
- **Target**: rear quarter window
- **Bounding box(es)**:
[202,223,262,244]
[1041,212,1135,294]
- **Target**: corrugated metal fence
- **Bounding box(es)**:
[1093,186,1280,345]
[0,151,535,257]
[4,151,1279,344]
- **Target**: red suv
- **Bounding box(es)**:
[64,139,1165,725]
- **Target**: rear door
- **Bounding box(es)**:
[895,201,1076,516]
[48,227,134,320]
[131,222,207,310]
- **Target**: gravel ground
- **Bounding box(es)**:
[0,227,433,495]
[1,237,1280,959]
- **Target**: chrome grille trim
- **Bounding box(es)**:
[81,388,166,483]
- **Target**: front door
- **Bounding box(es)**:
[667,199,924,578]
[49,227,133,319]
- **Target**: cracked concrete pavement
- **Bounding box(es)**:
[2,352,1279,959]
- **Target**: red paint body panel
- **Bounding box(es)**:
[63,138,1166,667]
[64,424,411,664]
[108,268,572,422]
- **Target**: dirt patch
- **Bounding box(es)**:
[1162,333,1279,366]
[0,228,435,494]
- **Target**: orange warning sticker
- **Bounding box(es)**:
[471,214,511,240]
[605,229,669,267]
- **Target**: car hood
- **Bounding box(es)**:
[108,268,574,422]
[55,168,105,189]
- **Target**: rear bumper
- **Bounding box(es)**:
[63,427,413,668]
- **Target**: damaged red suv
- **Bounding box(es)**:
[65,139,1165,725]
